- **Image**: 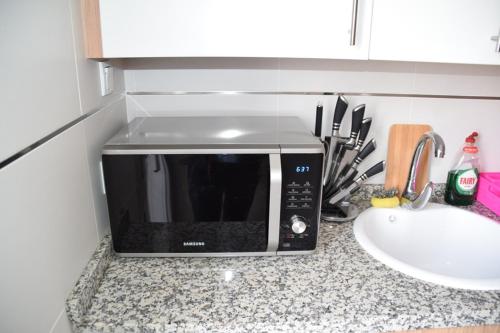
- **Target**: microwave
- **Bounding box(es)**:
[101,116,324,256]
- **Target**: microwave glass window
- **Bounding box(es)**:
[103,154,270,253]
[156,154,270,224]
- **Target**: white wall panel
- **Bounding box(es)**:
[0,0,81,161]
[277,60,416,93]
[83,99,127,239]
[0,123,98,333]
[125,59,500,97]
[126,68,280,92]
[126,94,278,120]
[413,63,500,97]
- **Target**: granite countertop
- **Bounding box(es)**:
[66,195,500,333]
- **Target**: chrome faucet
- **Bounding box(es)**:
[401,132,445,210]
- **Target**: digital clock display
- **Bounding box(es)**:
[295,165,310,173]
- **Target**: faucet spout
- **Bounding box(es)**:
[430,133,446,158]
[401,131,445,210]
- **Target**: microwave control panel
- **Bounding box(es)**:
[278,153,323,252]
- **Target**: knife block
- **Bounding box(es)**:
[321,198,360,223]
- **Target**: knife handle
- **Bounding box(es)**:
[347,104,365,146]
[323,171,359,205]
[328,161,384,201]
[327,169,358,199]
[336,163,352,183]
[355,117,372,150]
[315,103,323,137]
[355,139,376,164]
[330,165,358,196]
[339,170,358,189]
[359,160,386,181]
[349,184,361,196]
[332,95,348,134]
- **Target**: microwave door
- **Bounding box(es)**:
[104,153,274,254]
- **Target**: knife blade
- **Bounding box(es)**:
[330,138,376,193]
[325,142,347,190]
[323,95,348,186]
[325,160,386,205]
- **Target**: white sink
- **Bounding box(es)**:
[353,203,500,290]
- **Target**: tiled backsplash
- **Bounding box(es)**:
[123,59,500,184]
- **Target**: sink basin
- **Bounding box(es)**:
[353,203,500,290]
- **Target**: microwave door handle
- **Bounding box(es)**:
[267,154,282,253]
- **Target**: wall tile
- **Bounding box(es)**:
[126,94,279,120]
[126,68,280,92]
[410,98,500,182]
[0,123,98,333]
[278,60,416,93]
[413,63,500,97]
[124,59,500,98]
[0,0,81,161]
[83,99,128,239]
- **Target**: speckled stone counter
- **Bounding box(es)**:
[66,195,500,333]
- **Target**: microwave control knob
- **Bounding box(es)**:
[290,215,307,234]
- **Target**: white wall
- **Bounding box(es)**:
[124,58,500,184]
[0,0,127,332]
[0,0,81,162]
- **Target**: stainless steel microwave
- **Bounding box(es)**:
[101,116,324,256]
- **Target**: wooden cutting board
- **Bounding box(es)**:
[384,124,432,197]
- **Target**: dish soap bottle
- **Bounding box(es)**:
[445,132,480,206]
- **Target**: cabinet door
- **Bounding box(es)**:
[98,0,372,59]
[369,0,500,65]
[277,0,373,59]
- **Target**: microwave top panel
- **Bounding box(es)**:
[103,116,324,152]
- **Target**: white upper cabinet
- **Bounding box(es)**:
[95,0,373,59]
[369,0,500,65]
[85,0,500,64]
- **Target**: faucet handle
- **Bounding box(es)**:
[402,182,434,210]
